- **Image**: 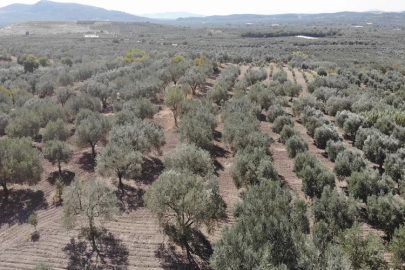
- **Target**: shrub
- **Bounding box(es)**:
[42,119,71,142]
[314,124,339,149]
[313,186,361,235]
[0,111,10,135]
[272,115,294,134]
[334,149,367,177]
[286,135,308,158]
[374,117,396,136]
[384,148,405,182]
[389,225,405,268]
[0,91,12,113]
[354,127,381,150]
[367,194,405,238]
[66,94,101,114]
[230,147,277,188]
[325,96,352,116]
[164,144,214,177]
[6,109,41,138]
[266,104,285,123]
[223,114,260,152]
[348,169,395,202]
[325,140,347,161]
[392,125,405,146]
[363,133,400,168]
[280,125,300,144]
[121,99,157,120]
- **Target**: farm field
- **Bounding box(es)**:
[0,15,405,270]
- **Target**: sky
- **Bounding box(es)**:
[0,0,404,16]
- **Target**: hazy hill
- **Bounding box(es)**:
[140,12,205,20]
[173,12,405,26]
[0,0,151,28]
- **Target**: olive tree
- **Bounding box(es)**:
[333,149,367,177]
[363,133,400,169]
[6,109,41,138]
[44,140,72,176]
[338,222,388,270]
[121,99,157,119]
[75,112,111,158]
[272,115,294,134]
[62,179,119,253]
[266,104,285,123]
[179,107,217,150]
[0,111,10,135]
[313,186,361,236]
[314,124,340,149]
[55,87,75,107]
[42,119,71,142]
[366,194,405,238]
[326,140,347,162]
[164,144,214,177]
[0,137,42,203]
[286,135,308,158]
[164,87,184,127]
[389,225,405,269]
[280,125,300,144]
[96,141,142,194]
[144,170,226,262]
[109,120,165,155]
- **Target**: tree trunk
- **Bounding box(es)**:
[118,173,124,195]
[58,161,62,176]
[90,143,96,158]
[1,182,8,204]
[174,114,178,127]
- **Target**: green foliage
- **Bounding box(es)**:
[164,144,214,177]
[314,124,339,149]
[33,263,53,270]
[325,96,352,116]
[272,115,294,134]
[333,149,367,177]
[55,87,75,107]
[285,83,302,101]
[144,170,226,261]
[210,181,309,269]
[62,179,119,249]
[221,98,261,121]
[230,147,277,188]
[42,119,71,142]
[223,113,261,152]
[384,148,405,182]
[292,96,324,117]
[84,80,114,109]
[29,213,38,231]
[366,194,405,238]
[179,106,217,149]
[121,98,157,119]
[96,141,142,193]
[286,135,308,158]
[0,91,13,113]
[389,225,405,269]
[266,104,285,123]
[6,109,41,138]
[0,137,42,202]
[109,120,165,155]
[164,87,184,127]
[354,127,381,150]
[44,140,72,176]
[363,133,400,168]
[61,57,73,67]
[75,112,111,157]
[207,82,228,105]
[338,222,388,270]
[0,111,10,135]
[348,169,395,202]
[247,82,275,109]
[23,54,39,73]
[279,125,299,144]
[313,186,361,236]
[37,57,50,67]
[294,152,335,198]
[374,116,396,135]
[66,94,101,114]
[326,140,347,161]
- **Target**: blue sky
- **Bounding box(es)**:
[1,0,404,15]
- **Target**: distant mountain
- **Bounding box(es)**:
[173,12,405,26]
[0,0,151,27]
[140,12,205,20]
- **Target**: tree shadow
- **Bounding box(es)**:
[209,144,229,159]
[155,242,211,270]
[79,152,96,172]
[62,229,129,270]
[0,189,48,226]
[47,170,76,185]
[213,130,222,142]
[136,157,164,185]
[31,231,40,242]
[117,184,145,212]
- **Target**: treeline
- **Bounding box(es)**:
[241,29,341,38]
